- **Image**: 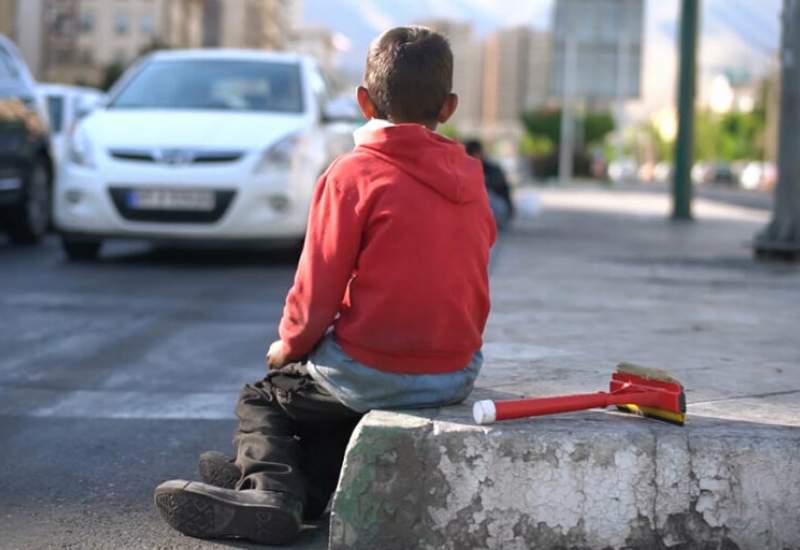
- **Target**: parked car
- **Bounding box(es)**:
[37,83,103,166]
[692,162,736,186]
[739,161,778,191]
[55,49,359,260]
[652,162,672,184]
[607,158,638,183]
[0,34,54,244]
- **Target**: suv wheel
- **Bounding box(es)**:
[7,158,51,244]
[62,236,102,261]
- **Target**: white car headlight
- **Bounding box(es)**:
[253,132,304,174]
[67,125,96,168]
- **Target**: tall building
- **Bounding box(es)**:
[413,19,483,135]
[11,0,205,84]
[525,30,552,110]
[288,0,304,29]
[7,0,84,82]
[10,0,45,77]
[0,0,16,38]
[203,0,294,50]
[74,0,204,80]
[482,27,551,139]
[160,0,205,50]
[41,0,82,83]
[288,26,337,74]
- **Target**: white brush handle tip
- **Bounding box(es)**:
[473,400,497,425]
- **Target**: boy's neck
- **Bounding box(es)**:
[386,116,438,131]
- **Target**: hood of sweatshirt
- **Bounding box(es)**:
[353,120,484,204]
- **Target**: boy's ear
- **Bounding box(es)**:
[437,93,459,124]
[356,86,380,120]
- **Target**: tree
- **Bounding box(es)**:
[437,123,459,141]
[692,109,766,162]
[101,61,126,91]
[520,108,614,151]
[520,108,562,145]
[101,38,170,91]
[583,112,615,146]
[641,121,673,162]
[520,107,614,178]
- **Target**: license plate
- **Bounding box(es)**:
[127,189,215,211]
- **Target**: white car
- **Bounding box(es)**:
[38,83,104,166]
[739,161,777,191]
[607,158,638,183]
[55,49,357,260]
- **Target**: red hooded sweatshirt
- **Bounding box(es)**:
[279,123,496,374]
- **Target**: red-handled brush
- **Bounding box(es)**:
[473,362,686,426]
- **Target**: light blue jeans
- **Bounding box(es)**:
[306,333,483,413]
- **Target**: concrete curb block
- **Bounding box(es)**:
[329,407,800,550]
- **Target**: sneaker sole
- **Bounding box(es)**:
[154,481,299,545]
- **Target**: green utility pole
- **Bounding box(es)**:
[672,0,699,220]
[754,0,800,260]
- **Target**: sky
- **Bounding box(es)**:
[302,0,782,120]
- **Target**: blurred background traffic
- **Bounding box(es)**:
[0,0,784,253]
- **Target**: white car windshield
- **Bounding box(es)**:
[109,59,304,113]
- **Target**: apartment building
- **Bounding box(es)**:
[203,0,294,50]
[413,19,483,135]
[288,25,337,74]
[73,0,203,83]
[482,26,551,139]
[10,0,204,84]
[0,0,15,38]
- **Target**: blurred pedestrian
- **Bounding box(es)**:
[154,26,495,546]
[465,139,515,230]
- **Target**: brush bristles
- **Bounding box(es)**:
[616,404,686,426]
[616,362,679,384]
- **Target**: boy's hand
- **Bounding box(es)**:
[265,339,290,370]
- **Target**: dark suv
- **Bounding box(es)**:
[0,34,53,244]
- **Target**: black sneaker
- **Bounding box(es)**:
[197,451,328,521]
[198,451,240,490]
[154,480,302,545]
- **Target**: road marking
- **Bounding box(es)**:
[0,386,237,420]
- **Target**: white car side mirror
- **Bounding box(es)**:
[76,94,107,119]
[321,96,364,124]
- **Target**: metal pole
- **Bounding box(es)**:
[672,0,699,220]
[559,37,577,185]
[615,26,630,173]
[754,0,800,260]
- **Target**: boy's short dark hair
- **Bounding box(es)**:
[364,26,453,123]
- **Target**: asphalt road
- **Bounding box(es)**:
[0,236,328,549]
[0,183,773,549]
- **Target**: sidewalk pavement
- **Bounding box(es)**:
[329,185,800,550]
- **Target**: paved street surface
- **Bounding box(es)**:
[484,185,799,426]
[0,240,328,549]
[327,185,800,549]
[1,184,797,549]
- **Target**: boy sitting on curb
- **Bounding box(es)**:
[154,25,496,546]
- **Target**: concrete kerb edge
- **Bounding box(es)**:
[329,409,800,550]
